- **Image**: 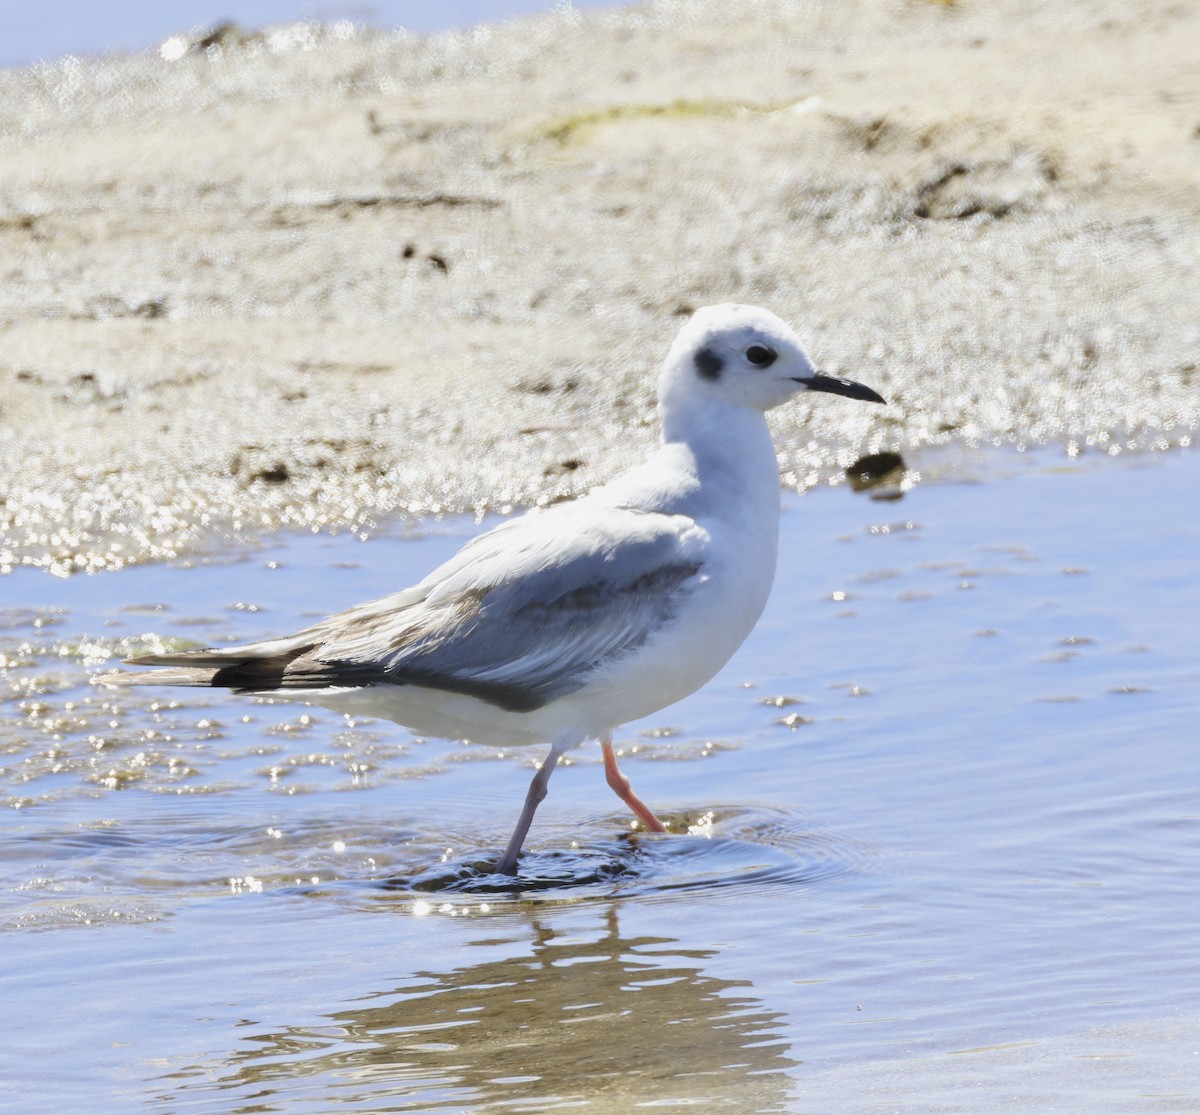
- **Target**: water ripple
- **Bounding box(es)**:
[375,806,877,904]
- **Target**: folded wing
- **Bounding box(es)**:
[118,505,707,713]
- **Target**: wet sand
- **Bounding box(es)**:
[1,0,1197,574]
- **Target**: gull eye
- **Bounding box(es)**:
[745,344,777,368]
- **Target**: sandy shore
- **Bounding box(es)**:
[0,0,1196,574]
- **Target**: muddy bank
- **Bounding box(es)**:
[0,0,1196,573]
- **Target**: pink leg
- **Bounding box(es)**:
[601,732,668,833]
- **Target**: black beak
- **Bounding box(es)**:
[794,373,887,405]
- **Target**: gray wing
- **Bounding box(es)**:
[121,505,708,712]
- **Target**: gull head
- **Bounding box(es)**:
[659,303,886,416]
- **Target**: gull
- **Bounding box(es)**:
[110,305,884,874]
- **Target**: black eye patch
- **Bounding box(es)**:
[694,347,724,381]
[746,345,777,368]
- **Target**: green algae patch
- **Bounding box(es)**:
[539,98,790,145]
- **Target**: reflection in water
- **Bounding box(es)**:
[156,906,798,1112]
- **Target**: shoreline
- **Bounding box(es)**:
[6,440,1186,581]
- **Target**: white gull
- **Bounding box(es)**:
[111,304,885,874]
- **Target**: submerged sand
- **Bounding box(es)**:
[0,0,1196,574]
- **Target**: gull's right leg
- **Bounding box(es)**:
[495,738,575,875]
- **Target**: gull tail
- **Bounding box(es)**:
[96,646,318,693]
[100,664,226,688]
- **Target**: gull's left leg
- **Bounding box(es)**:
[495,737,575,875]
[601,732,668,833]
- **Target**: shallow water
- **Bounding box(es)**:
[1,1,616,67]
[2,449,1198,1112]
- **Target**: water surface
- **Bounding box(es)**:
[1,0,615,67]
[2,450,1197,1112]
